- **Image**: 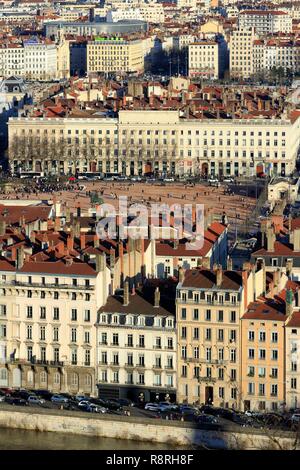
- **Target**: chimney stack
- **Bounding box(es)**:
[67,235,74,252]
[123,281,129,306]
[266,225,276,252]
[202,257,210,269]
[227,256,232,270]
[178,266,184,283]
[80,233,86,250]
[216,264,222,287]
[294,228,300,252]
[285,288,294,318]
[0,220,6,236]
[16,246,24,270]
[96,252,105,272]
[154,286,160,308]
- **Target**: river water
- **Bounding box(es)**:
[0,427,187,450]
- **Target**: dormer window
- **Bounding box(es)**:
[101,314,107,323]
[138,316,145,326]
[113,315,118,324]
[127,316,133,325]
[155,317,162,328]
[167,318,173,328]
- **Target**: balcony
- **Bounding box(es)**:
[153,345,162,350]
[98,361,108,366]
[99,341,107,346]
[153,383,162,387]
[125,343,134,348]
[125,363,134,368]
[136,344,145,348]
[153,364,162,370]
[136,364,145,369]
[165,365,174,370]
[110,362,119,367]
[11,280,94,291]
[110,343,119,347]
[198,377,217,383]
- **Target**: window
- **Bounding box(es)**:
[54,292,59,300]
[71,309,77,321]
[218,310,223,322]
[205,310,211,321]
[218,368,224,380]
[248,330,255,341]
[53,327,59,342]
[167,337,173,349]
[230,330,236,342]
[258,367,266,378]
[27,346,33,361]
[193,328,199,340]
[259,383,265,396]
[139,335,144,347]
[291,378,297,390]
[206,347,212,362]
[248,366,255,377]
[113,333,119,346]
[181,365,187,377]
[259,331,266,342]
[84,310,90,322]
[84,331,90,344]
[272,349,278,361]
[53,308,59,320]
[71,328,77,343]
[193,309,199,320]
[181,308,186,319]
[181,327,186,339]
[40,307,46,319]
[127,334,133,347]
[259,349,266,360]
[272,332,278,343]
[181,346,187,359]
[218,329,224,341]
[248,348,254,359]
[40,326,45,341]
[27,306,33,318]
[138,373,144,385]
[230,311,236,323]
[271,384,278,397]
[230,349,236,363]
[85,350,90,366]
[248,383,255,395]
[205,328,211,341]
[71,348,77,365]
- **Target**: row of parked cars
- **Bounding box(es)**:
[0,388,132,414]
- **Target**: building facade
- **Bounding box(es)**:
[8,109,300,178]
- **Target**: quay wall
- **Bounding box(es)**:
[0,405,297,450]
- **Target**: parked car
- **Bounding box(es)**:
[78,400,91,408]
[27,395,45,405]
[5,396,28,406]
[223,177,235,184]
[0,395,5,402]
[164,177,175,182]
[88,404,107,414]
[145,403,160,412]
[34,390,53,401]
[196,414,221,429]
[75,394,89,402]
[104,400,123,411]
[51,394,69,404]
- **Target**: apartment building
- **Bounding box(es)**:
[238,10,292,36]
[230,28,257,79]
[8,109,300,178]
[0,39,70,81]
[285,305,300,409]
[253,39,300,75]
[176,265,262,406]
[106,5,165,23]
[241,285,291,412]
[96,282,177,402]
[87,38,144,74]
[0,253,110,395]
[188,38,228,79]
[155,220,228,278]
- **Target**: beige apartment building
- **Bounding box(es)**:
[0,254,110,395]
[188,41,221,79]
[230,28,257,79]
[285,306,300,410]
[175,264,263,406]
[87,38,144,74]
[8,109,300,178]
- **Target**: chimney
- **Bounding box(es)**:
[54,217,61,232]
[110,247,115,270]
[273,268,280,292]
[67,235,74,252]
[294,228,300,252]
[178,266,184,283]
[285,288,294,318]
[216,264,222,287]
[123,281,129,306]
[16,246,24,270]
[73,219,80,238]
[65,256,73,266]
[227,256,233,270]
[96,252,105,272]
[202,257,210,269]
[266,225,275,252]
[94,233,100,248]
[80,233,86,250]
[154,286,160,308]
[76,203,81,218]
[65,206,71,223]
[0,220,6,236]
